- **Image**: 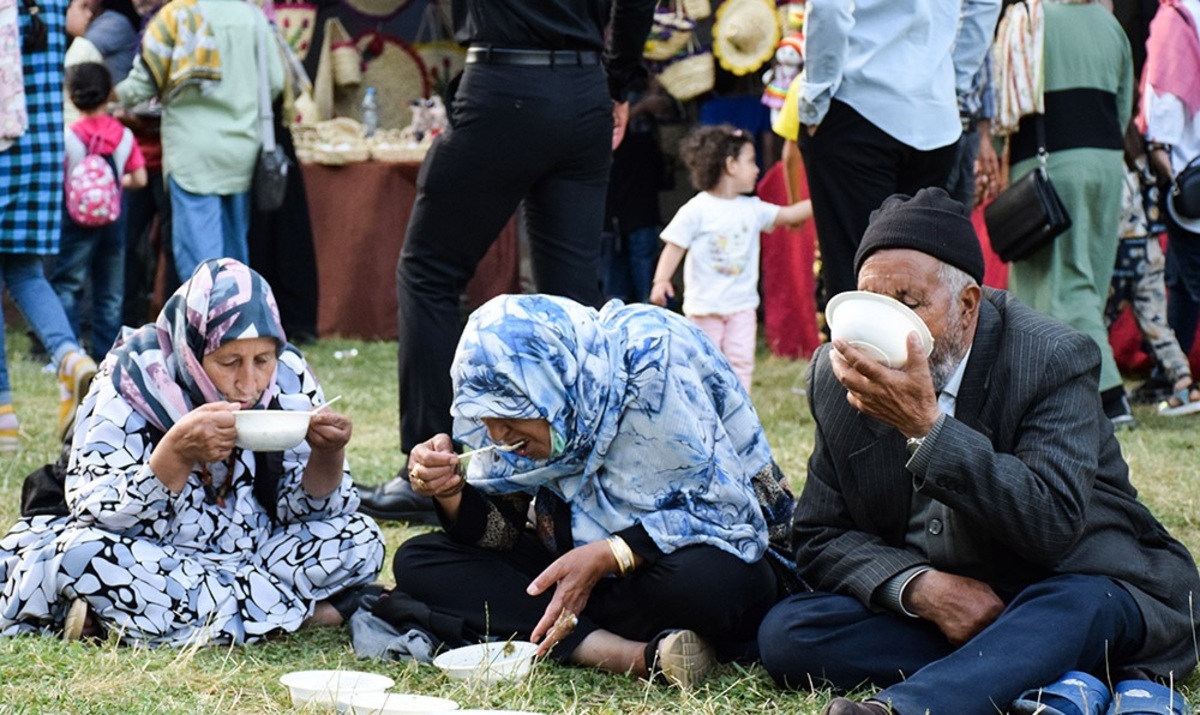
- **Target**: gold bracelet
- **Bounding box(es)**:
[606,535,636,576]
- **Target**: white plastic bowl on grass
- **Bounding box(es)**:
[344,692,459,714]
[278,669,394,710]
[233,409,310,451]
[825,290,934,368]
[432,641,539,685]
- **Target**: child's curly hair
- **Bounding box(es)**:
[66,62,113,113]
[678,124,753,191]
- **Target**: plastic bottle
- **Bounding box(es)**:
[361,87,378,138]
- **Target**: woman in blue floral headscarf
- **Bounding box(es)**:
[385,294,796,688]
[0,258,383,646]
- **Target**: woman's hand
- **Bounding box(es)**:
[408,434,464,496]
[307,411,352,453]
[526,540,616,657]
[149,402,240,492]
[302,411,352,499]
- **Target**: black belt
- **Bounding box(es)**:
[466,46,602,67]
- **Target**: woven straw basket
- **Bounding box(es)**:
[331,42,363,88]
[309,118,370,165]
[644,12,694,61]
[658,51,714,101]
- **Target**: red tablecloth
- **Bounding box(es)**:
[300,161,520,340]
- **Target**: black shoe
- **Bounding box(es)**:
[357,474,439,525]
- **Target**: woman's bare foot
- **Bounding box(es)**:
[303,600,345,628]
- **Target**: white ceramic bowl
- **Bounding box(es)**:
[278,669,394,710]
[234,409,310,451]
[432,641,539,685]
[345,692,459,715]
[825,290,934,368]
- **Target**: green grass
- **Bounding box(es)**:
[0,328,1197,713]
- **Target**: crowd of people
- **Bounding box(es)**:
[2,0,1200,713]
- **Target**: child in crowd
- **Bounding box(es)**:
[1105,161,1199,416]
[51,61,147,361]
[650,124,812,391]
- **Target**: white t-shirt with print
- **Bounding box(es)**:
[660,191,780,316]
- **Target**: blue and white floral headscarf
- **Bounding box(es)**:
[451,294,774,563]
[104,258,290,433]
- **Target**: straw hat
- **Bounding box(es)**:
[342,0,413,21]
[712,0,780,76]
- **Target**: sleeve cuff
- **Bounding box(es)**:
[906,413,947,482]
[615,523,664,567]
[874,565,931,617]
[440,484,489,541]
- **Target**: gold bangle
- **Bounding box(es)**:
[606,535,636,576]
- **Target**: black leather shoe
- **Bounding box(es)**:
[357,474,439,525]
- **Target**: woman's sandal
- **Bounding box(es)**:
[1107,679,1192,715]
[1010,670,1110,715]
[1157,383,1200,418]
[642,629,715,689]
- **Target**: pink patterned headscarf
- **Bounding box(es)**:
[104,258,288,432]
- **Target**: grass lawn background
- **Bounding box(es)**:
[0,328,1196,714]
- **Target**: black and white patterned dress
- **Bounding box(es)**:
[0,351,384,646]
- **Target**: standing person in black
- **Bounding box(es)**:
[357,0,657,523]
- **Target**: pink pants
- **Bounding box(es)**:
[690,309,756,392]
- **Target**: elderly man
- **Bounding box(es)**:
[759,188,1199,715]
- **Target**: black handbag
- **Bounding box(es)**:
[1171,156,1200,220]
[985,117,1071,262]
[253,22,290,213]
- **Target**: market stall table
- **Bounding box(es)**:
[300,160,520,340]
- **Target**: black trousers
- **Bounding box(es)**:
[800,100,958,304]
[392,531,779,664]
[395,63,612,452]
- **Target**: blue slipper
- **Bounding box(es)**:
[1108,680,1191,715]
[1011,671,1111,715]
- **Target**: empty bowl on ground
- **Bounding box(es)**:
[278,669,394,710]
[344,692,460,714]
[432,641,539,684]
[825,290,934,368]
[234,409,310,451]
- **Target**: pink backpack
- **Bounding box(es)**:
[64,129,131,228]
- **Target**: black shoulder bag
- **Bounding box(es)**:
[984,115,1072,263]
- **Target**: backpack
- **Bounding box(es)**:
[64,129,131,228]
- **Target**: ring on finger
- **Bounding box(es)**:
[412,477,426,489]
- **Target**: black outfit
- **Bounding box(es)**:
[601,87,665,303]
[384,486,779,663]
[362,0,656,520]
[248,113,319,343]
[799,100,957,303]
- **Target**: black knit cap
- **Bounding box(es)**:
[853,187,985,284]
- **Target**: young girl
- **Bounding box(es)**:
[650,124,811,392]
